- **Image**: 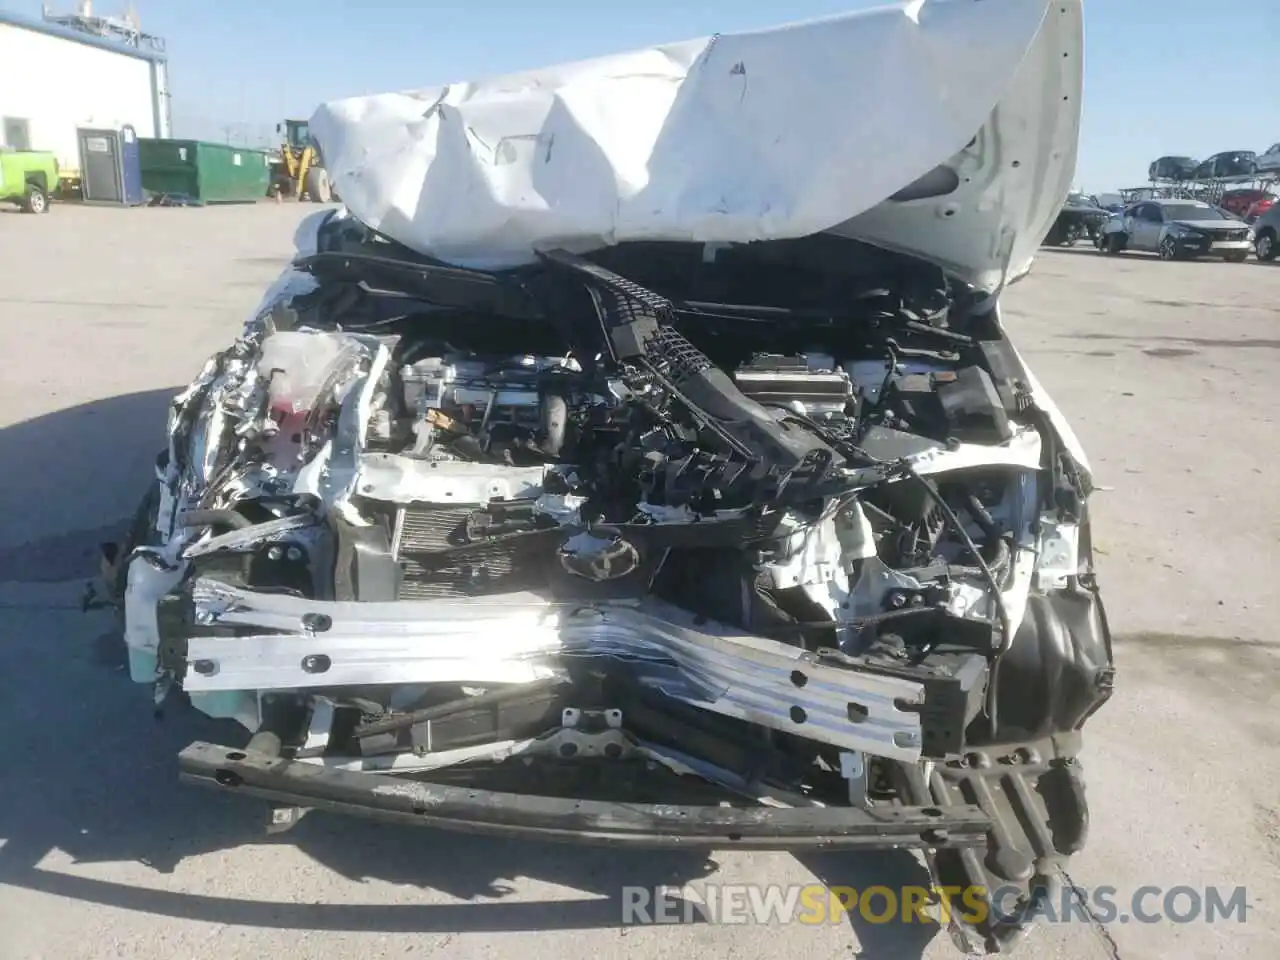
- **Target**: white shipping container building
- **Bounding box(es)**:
[0,6,169,180]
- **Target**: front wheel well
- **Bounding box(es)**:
[24,171,50,193]
[1101,231,1127,253]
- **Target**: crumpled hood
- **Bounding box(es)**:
[311,0,1082,293]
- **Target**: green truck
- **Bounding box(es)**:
[0,149,58,213]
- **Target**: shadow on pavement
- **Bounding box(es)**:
[1036,245,1110,258]
[0,388,178,581]
[1058,332,1280,351]
[0,389,942,957]
[1038,244,1267,265]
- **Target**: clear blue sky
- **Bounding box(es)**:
[23,0,1280,192]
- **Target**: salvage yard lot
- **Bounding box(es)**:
[0,204,1276,960]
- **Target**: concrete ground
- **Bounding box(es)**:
[0,204,1276,960]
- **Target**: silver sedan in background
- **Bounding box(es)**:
[1097,199,1253,261]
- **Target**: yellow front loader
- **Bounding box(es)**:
[270,119,334,202]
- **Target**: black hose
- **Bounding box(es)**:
[354,677,568,739]
[905,470,1012,737]
[965,493,1000,539]
[983,535,1012,588]
[772,411,882,467]
[909,475,1011,650]
[871,342,901,417]
[962,492,1013,588]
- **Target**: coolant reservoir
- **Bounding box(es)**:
[255,332,364,465]
[257,332,362,413]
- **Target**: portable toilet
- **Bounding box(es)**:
[77,126,144,205]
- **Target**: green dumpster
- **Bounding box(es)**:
[138,139,271,203]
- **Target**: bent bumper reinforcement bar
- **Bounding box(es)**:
[179,742,990,849]
[184,579,929,761]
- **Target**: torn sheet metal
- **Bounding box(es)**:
[182,515,319,559]
[310,0,1081,290]
[287,336,389,524]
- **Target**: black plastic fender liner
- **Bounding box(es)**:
[179,742,992,851]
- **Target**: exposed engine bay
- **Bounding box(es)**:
[111,211,1113,955]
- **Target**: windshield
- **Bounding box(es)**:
[1162,204,1226,222]
[286,122,311,148]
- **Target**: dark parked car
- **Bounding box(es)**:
[1148,155,1198,181]
[1193,151,1258,180]
[1256,142,1280,174]
[1042,191,1109,245]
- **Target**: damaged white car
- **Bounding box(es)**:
[110,0,1113,953]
